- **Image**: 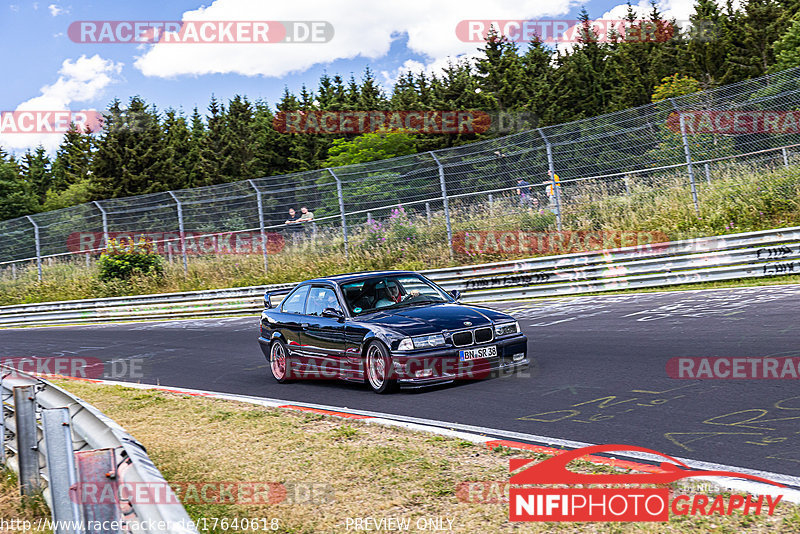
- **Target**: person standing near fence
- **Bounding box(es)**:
[544,170,561,214]
[516,178,534,209]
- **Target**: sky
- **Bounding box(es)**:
[0,0,703,154]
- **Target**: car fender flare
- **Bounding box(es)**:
[361,331,392,357]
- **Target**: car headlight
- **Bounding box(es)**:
[412,334,446,349]
[398,338,414,351]
[494,321,519,337]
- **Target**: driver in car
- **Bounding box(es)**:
[375,281,420,308]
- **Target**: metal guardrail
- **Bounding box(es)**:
[0,227,798,327]
[1,367,198,533]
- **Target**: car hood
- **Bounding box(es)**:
[362,303,514,336]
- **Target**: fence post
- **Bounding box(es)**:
[704,163,711,184]
[425,202,431,224]
[167,191,189,274]
[782,147,789,167]
[327,169,349,260]
[429,152,453,259]
[93,200,109,250]
[42,408,81,534]
[24,216,42,282]
[0,372,6,464]
[13,385,39,497]
[671,100,701,216]
[248,180,269,274]
[488,193,493,211]
[537,128,562,231]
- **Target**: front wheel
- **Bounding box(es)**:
[269,339,293,383]
[365,342,398,394]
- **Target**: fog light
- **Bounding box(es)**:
[513,353,525,362]
[415,369,434,378]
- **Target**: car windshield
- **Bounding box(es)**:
[341,274,451,315]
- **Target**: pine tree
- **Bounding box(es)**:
[474,28,528,110]
[772,12,800,70]
[21,146,52,206]
[359,67,387,110]
[0,149,38,219]
[90,96,174,198]
[219,95,257,182]
[52,123,93,192]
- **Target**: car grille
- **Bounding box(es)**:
[474,327,493,344]
[451,331,473,347]
[450,327,494,347]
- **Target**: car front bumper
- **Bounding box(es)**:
[390,335,529,387]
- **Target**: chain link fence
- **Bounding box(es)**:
[2,67,800,279]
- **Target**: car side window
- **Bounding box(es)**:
[306,287,342,316]
[280,285,310,314]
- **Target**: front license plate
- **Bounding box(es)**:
[459,345,497,361]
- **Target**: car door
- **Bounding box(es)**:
[276,284,312,367]
[300,285,347,379]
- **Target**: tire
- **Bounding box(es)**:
[269,339,293,383]
[365,341,398,394]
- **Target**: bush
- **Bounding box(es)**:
[97,238,165,281]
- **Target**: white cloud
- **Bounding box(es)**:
[380,54,482,93]
[0,55,122,153]
[134,0,577,79]
[48,3,64,16]
[9,4,19,12]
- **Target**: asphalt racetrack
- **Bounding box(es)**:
[2,284,799,479]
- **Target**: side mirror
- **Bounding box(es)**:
[322,307,344,319]
[450,289,462,301]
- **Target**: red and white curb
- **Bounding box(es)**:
[43,374,800,504]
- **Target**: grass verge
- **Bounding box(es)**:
[0,468,52,533]
[54,380,800,534]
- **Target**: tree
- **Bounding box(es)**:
[474,28,528,110]
[21,146,52,206]
[772,13,800,70]
[651,73,702,102]
[90,96,175,198]
[52,123,93,192]
[0,150,37,219]
[324,131,417,167]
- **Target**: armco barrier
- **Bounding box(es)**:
[0,366,198,533]
[0,227,799,327]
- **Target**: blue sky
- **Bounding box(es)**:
[0,0,700,153]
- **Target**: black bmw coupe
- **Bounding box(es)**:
[258,270,529,393]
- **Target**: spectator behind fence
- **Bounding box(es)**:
[544,170,561,213]
[516,177,535,209]
[298,206,314,223]
[285,208,300,225]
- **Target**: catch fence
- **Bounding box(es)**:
[2,67,800,279]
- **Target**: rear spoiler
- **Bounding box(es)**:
[264,287,294,309]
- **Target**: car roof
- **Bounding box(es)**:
[304,270,418,285]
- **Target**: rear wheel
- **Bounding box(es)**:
[365,341,397,394]
[269,339,293,383]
